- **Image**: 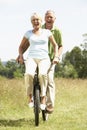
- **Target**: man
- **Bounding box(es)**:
[42,10,63,113]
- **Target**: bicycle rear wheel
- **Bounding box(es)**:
[42,110,46,121]
[34,85,40,126]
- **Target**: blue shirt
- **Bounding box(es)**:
[24,29,52,59]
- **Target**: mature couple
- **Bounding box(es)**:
[17,10,63,113]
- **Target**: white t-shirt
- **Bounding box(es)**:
[24,29,52,59]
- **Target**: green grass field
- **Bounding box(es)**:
[0,76,87,130]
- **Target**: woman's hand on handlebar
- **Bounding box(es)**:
[16,55,24,64]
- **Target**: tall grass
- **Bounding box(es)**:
[0,76,87,130]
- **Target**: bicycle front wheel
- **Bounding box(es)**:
[34,85,40,126]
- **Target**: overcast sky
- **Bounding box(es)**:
[0,0,87,61]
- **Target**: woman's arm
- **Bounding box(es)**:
[16,37,30,64]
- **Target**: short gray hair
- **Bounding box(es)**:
[45,10,56,17]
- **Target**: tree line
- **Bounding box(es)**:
[0,43,87,79]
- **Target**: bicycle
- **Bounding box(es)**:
[17,59,48,126]
[33,66,47,126]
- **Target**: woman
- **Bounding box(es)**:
[17,13,58,110]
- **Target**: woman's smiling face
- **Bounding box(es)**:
[31,13,42,29]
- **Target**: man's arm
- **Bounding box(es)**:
[49,35,59,64]
[58,46,63,58]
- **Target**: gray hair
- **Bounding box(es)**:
[45,10,56,18]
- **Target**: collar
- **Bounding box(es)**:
[42,23,55,31]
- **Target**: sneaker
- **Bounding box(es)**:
[40,104,46,110]
[28,102,34,108]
